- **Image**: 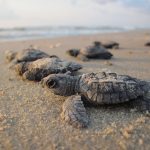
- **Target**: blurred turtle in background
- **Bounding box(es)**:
[67,41,113,61]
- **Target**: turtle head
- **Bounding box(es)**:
[41,73,79,96]
[67,49,80,57]
[94,41,101,47]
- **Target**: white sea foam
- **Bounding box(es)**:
[0,26,142,41]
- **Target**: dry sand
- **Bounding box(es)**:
[0,30,150,150]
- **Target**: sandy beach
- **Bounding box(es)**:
[0,30,150,150]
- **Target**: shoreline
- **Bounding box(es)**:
[0,30,150,150]
[0,28,150,43]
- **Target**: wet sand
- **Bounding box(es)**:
[0,30,150,150]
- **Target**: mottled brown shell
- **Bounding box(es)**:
[79,72,145,104]
[80,45,107,57]
[5,48,50,63]
[26,57,82,72]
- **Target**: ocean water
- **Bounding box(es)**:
[0,26,132,41]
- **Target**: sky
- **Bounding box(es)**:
[0,0,150,28]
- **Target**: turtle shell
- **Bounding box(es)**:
[15,48,50,62]
[5,48,51,63]
[26,57,82,72]
[79,72,145,104]
[80,45,107,57]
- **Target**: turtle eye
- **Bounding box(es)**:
[47,79,57,88]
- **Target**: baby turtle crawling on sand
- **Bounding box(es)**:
[13,57,82,81]
[5,47,57,64]
[67,42,113,61]
[41,72,150,128]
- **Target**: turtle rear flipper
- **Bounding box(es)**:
[97,52,113,59]
[130,97,150,113]
[61,95,89,128]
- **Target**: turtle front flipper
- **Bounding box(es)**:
[23,68,51,81]
[13,62,28,75]
[23,70,36,81]
[61,95,89,128]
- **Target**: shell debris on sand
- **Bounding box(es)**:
[0,90,5,96]
[121,125,134,139]
[101,127,115,138]
[117,116,148,149]
[120,116,147,139]
[0,113,6,121]
[138,139,144,145]
[104,60,113,66]
[49,43,62,49]
[0,113,8,131]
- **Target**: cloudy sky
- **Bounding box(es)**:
[0,0,150,28]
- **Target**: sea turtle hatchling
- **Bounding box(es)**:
[14,57,82,81]
[5,47,57,64]
[41,72,150,128]
[67,42,113,61]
